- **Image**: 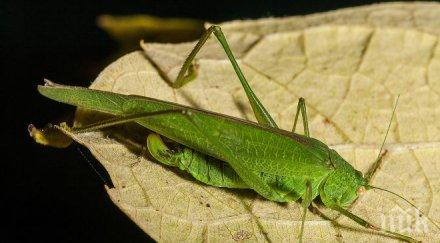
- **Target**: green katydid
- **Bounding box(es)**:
[34,25,439,242]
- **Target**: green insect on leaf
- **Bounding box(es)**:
[33,23,440,242]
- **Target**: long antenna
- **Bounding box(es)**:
[367,185,440,231]
[377,95,400,161]
[366,95,400,182]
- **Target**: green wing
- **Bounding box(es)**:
[39,83,332,181]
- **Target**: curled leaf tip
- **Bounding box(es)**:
[28,123,73,148]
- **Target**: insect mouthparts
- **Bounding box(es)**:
[356,186,366,195]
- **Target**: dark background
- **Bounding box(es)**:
[3,0,387,242]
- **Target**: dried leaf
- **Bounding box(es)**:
[97,15,204,49]
[64,3,440,242]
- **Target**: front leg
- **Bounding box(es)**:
[298,181,313,243]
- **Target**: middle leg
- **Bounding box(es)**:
[291,97,310,137]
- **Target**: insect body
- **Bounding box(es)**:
[36,25,435,242]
